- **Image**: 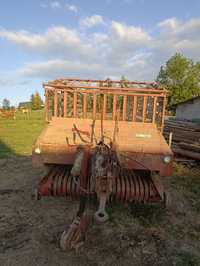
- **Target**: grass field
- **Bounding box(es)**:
[0,110,45,158]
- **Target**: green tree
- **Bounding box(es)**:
[31,92,43,110]
[156,53,200,107]
[2,98,10,109]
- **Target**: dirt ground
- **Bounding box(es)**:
[0,156,200,266]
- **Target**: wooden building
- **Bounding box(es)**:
[175,96,200,121]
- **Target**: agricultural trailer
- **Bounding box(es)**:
[32,78,173,250]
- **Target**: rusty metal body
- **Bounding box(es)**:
[32,78,173,250]
[37,165,163,203]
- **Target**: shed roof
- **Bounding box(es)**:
[173,96,200,107]
[18,101,31,108]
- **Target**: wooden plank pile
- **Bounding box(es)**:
[164,119,200,161]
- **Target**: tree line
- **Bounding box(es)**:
[1,92,44,110]
[156,53,200,107]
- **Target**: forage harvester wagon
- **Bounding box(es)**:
[32,78,173,250]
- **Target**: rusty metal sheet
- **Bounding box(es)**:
[32,118,173,176]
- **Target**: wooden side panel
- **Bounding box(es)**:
[44,83,166,131]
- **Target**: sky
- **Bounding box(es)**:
[1,0,200,106]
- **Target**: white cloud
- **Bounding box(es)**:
[18,56,153,81]
[101,21,151,67]
[80,15,105,28]
[50,1,61,9]
[0,26,96,60]
[66,4,78,13]
[110,21,150,44]
[19,59,104,79]
[158,17,180,34]
[0,71,30,87]
[40,1,78,12]
[125,52,152,67]
[154,17,200,59]
[1,17,200,84]
[158,17,200,38]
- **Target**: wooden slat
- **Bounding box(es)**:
[161,96,167,132]
[93,94,97,120]
[132,96,137,121]
[45,89,49,121]
[73,92,77,118]
[54,90,58,117]
[83,93,87,118]
[152,96,157,123]
[45,83,166,94]
[45,87,165,98]
[63,91,67,117]
[142,96,147,122]
[122,95,127,121]
[112,95,117,120]
[103,94,107,120]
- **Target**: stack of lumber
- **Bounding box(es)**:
[164,119,200,160]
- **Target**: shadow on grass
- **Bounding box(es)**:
[130,201,167,227]
[0,140,16,158]
[107,200,167,229]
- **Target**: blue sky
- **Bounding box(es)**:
[0,0,200,106]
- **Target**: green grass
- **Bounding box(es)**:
[0,110,45,158]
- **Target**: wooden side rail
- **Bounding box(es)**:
[46,88,166,130]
